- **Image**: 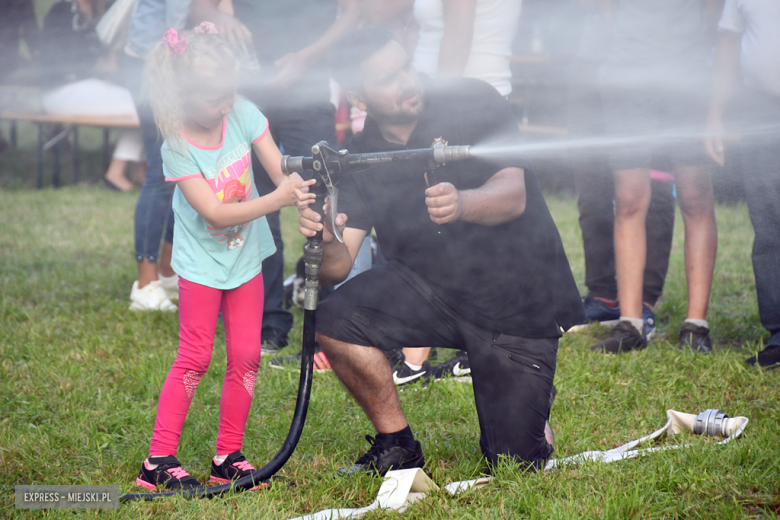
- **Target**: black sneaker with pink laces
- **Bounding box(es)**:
[210,451,269,489]
[136,455,202,490]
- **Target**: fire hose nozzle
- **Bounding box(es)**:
[281,155,306,175]
[693,409,735,437]
[433,145,471,164]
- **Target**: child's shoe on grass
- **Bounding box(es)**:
[211,451,269,490]
[136,455,202,491]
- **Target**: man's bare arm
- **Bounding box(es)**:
[425,167,526,226]
[438,0,477,77]
[265,0,363,89]
[705,31,741,166]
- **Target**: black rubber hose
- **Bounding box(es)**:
[119,321,316,502]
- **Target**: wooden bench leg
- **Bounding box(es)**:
[73,126,79,184]
[37,123,44,190]
[54,136,61,188]
[103,128,110,172]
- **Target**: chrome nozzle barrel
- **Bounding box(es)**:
[281,155,307,175]
[433,145,471,164]
[693,409,734,437]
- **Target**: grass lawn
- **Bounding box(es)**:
[1,186,778,519]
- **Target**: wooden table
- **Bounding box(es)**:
[0,112,139,189]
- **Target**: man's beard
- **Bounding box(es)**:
[370,91,425,125]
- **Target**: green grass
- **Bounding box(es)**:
[1,187,778,519]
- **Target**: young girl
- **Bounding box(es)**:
[135,23,314,490]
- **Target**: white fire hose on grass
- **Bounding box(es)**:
[289,409,749,520]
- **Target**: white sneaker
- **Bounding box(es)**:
[157,273,179,301]
[129,281,178,311]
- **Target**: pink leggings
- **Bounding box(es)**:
[149,274,264,457]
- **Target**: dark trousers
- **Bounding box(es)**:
[740,90,780,346]
[568,60,675,304]
[244,94,337,337]
[124,55,175,263]
[318,261,556,469]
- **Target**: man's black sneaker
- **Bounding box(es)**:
[678,323,712,353]
[337,434,425,477]
[590,321,647,353]
[210,451,269,489]
[268,343,331,370]
[262,329,289,354]
[432,350,471,379]
[135,455,202,491]
[745,344,780,370]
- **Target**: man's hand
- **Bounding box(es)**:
[425,182,463,225]
[298,199,348,243]
[704,117,726,167]
[213,11,253,48]
[265,52,309,90]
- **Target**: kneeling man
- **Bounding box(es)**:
[298,28,584,476]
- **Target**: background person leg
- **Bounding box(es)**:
[642,179,676,307]
[613,168,652,321]
[740,97,780,364]
[674,165,717,321]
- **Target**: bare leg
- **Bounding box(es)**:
[129,161,147,186]
[137,260,159,289]
[159,242,175,278]
[402,347,431,365]
[138,243,175,289]
[318,333,408,434]
[104,158,133,191]
[675,165,717,320]
[613,168,652,320]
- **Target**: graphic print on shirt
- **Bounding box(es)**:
[206,151,252,250]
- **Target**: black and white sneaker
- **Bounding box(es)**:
[432,350,470,379]
[678,323,712,353]
[589,321,647,353]
[135,455,202,491]
[387,350,431,386]
[337,434,425,477]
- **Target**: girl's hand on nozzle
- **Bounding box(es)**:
[275,175,316,210]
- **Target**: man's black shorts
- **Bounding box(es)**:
[317,261,557,469]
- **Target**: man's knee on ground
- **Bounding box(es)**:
[480,439,550,473]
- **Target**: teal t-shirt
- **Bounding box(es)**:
[162,97,276,290]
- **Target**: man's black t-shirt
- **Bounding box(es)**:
[339,78,584,338]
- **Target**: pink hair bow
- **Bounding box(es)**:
[163,28,187,58]
[194,21,219,35]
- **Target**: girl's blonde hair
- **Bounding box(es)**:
[143,28,238,147]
